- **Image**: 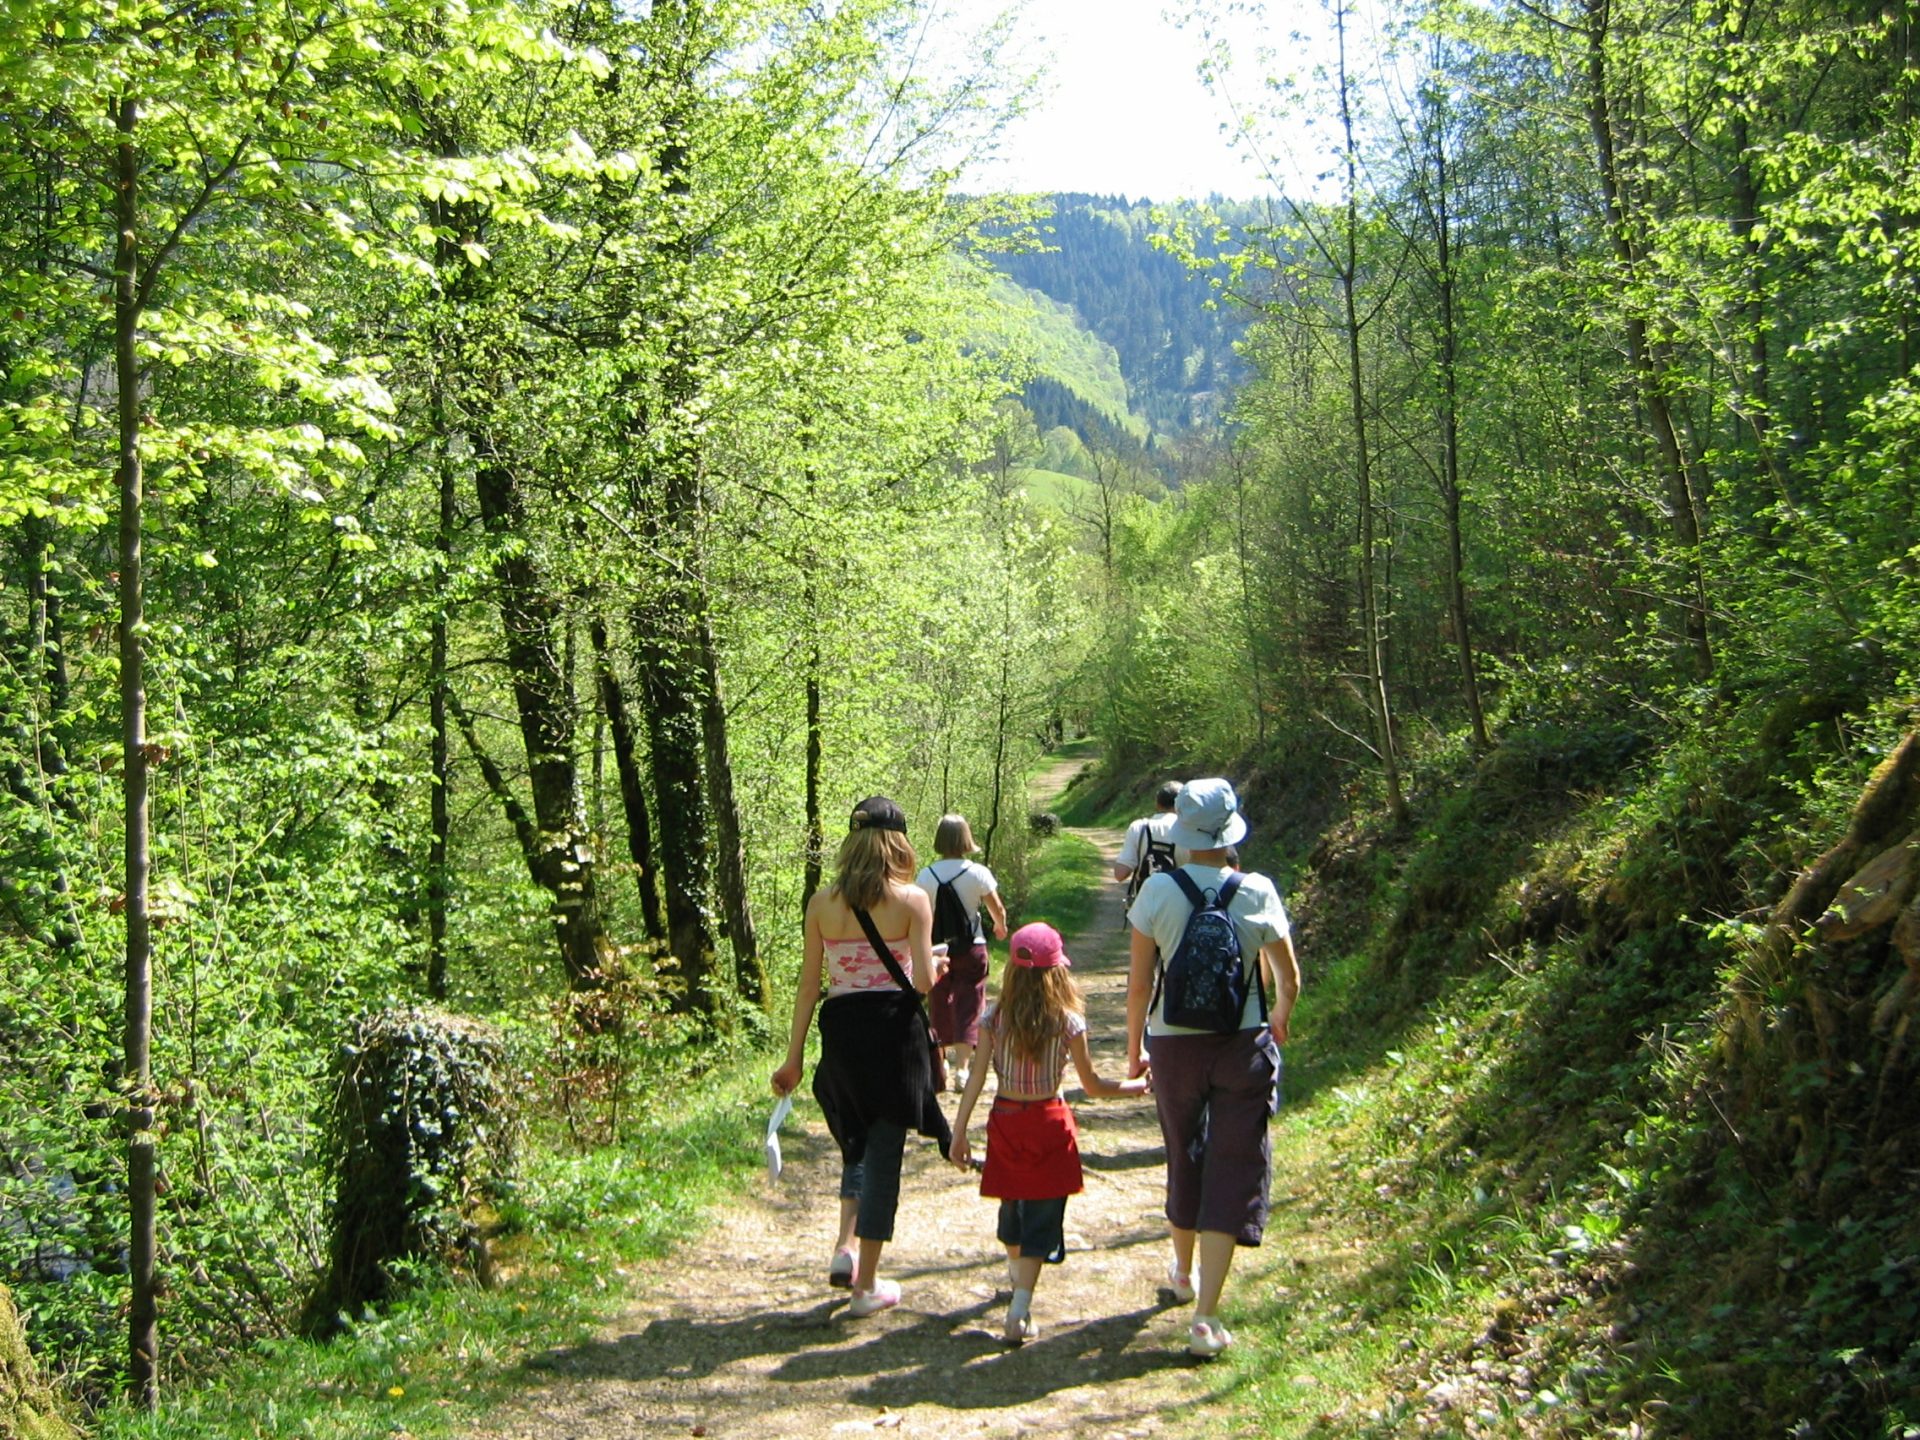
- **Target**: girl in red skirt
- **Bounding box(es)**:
[948,921,1149,1344]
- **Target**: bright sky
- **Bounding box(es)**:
[934,0,1301,203]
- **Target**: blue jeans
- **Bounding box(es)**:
[838,1118,907,1242]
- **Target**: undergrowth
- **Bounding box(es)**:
[1214,699,1920,1439]
[90,1056,768,1440]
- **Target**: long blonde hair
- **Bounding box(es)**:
[833,827,918,912]
[994,964,1084,1064]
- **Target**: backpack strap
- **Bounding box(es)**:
[850,904,925,1011]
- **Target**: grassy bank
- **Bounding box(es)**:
[93,1058,768,1440]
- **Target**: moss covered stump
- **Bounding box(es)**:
[300,1008,513,1337]
[0,1286,79,1440]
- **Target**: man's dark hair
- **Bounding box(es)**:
[1155,781,1183,810]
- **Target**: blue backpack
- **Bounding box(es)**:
[1154,869,1265,1033]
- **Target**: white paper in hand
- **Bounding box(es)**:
[764,1092,794,1180]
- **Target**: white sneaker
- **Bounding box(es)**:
[1187,1317,1233,1358]
[1002,1311,1037,1345]
[847,1279,901,1317]
[1162,1260,1196,1304]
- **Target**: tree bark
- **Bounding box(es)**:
[699,609,764,1009]
[472,441,613,993]
[590,616,665,942]
[113,91,158,1411]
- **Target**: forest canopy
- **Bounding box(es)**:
[2,0,1918,1434]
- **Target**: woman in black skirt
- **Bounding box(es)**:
[772,796,951,1316]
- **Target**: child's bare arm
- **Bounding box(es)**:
[947,1046,992,1168]
[1068,1031,1149,1099]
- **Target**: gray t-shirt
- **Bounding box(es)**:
[1128,864,1289,1035]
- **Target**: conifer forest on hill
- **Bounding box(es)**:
[2,1,1919,1436]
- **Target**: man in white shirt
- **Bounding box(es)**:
[1113,781,1185,903]
[1124,777,1300,1361]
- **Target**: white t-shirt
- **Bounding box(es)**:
[1117,811,1186,873]
[1128,864,1290,1035]
[916,858,999,944]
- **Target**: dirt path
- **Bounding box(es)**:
[482,758,1248,1438]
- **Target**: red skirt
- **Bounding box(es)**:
[981,1096,1083,1200]
[928,942,989,1046]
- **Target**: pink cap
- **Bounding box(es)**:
[1008,922,1070,969]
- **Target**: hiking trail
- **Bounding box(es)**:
[480,756,1293,1438]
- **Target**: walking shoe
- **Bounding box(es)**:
[847,1279,901,1317]
[1187,1317,1234,1358]
[1002,1312,1038,1346]
[828,1248,855,1289]
[1161,1260,1196,1305]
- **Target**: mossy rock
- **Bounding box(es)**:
[0,1286,80,1440]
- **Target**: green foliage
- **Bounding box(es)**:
[302,1008,513,1337]
[88,1061,766,1440]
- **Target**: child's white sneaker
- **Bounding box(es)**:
[1003,1311,1037,1345]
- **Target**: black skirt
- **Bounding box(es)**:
[812,989,952,1164]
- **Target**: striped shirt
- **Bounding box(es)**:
[982,1003,1085,1097]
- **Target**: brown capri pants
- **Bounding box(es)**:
[1145,1026,1282,1246]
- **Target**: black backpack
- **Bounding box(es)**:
[1125,826,1181,906]
[930,864,978,952]
[1154,869,1265,1033]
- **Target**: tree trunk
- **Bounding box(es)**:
[590,616,665,943]
[1334,1,1409,825]
[699,609,764,1010]
[427,386,453,1001]
[113,92,158,1411]
[804,630,824,909]
[631,583,718,1013]
[1583,0,1714,677]
[472,442,613,993]
[1427,97,1490,750]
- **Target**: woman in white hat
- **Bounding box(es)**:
[1124,776,1300,1357]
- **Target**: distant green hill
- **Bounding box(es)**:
[972,274,1146,439]
[996,195,1253,439]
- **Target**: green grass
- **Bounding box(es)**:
[94,1057,769,1440]
[1016,829,1107,942]
[1018,466,1095,512]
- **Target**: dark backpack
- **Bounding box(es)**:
[1125,826,1181,906]
[1154,869,1264,1033]
[930,865,977,952]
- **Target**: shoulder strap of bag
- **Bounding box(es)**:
[851,903,924,1008]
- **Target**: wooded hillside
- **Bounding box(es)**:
[2,0,1917,1435]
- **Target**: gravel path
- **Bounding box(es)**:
[481,760,1252,1438]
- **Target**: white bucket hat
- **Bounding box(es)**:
[1166,776,1249,851]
